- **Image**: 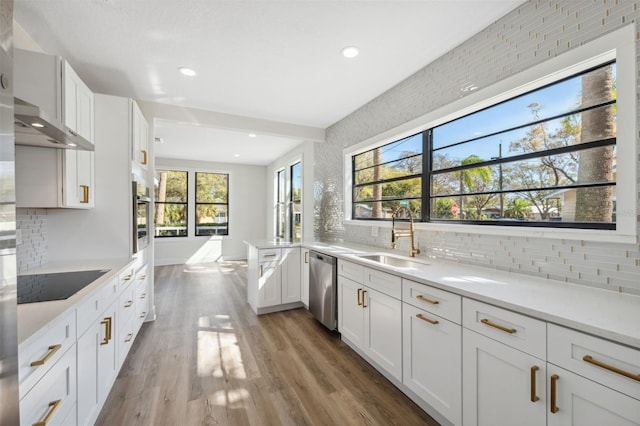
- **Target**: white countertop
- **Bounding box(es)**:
[250,239,640,350]
[18,258,134,345]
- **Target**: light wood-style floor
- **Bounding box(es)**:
[96,261,439,426]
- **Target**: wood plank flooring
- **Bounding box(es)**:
[96,261,439,426]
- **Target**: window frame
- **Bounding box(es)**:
[344,25,636,243]
[195,171,229,237]
[289,161,302,242]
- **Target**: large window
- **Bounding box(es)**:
[154,170,188,237]
[195,172,229,236]
[276,169,286,239]
[353,61,617,230]
[274,161,303,241]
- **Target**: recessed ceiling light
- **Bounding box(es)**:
[248,133,257,138]
[178,67,197,77]
[31,122,44,128]
[233,154,240,158]
[341,46,359,59]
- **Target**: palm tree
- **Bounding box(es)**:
[458,155,494,219]
[574,65,615,223]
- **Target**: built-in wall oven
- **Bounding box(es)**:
[133,181,151,254]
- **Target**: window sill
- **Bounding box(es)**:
[343,219,637,245]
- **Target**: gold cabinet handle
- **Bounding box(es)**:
[124,333,133,343]
[30,344,62,367]
[362,290,367,308]
[583,355,640,381]
[141,149,148,165]
[530,366,540,402]
[304,251,309,263]
[124,275,132,281]
[80,185,89,204]
[260,265,263,277]
[140,293,146,299]
[138,275,146,280]
[263,253,277,258]
[480,318,517,334]
[550,374,559,413]
[416,294,439,305]
[32,399,62,426]
[124,300,133,308]
[100,319,110,345]
[357,288,362,306]
[416,313,439,325]
[140,312,147,318]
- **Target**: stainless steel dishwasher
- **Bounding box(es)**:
[309,251,337,330]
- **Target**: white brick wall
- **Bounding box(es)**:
[315,0,640,295]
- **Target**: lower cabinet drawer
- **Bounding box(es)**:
[548,324,640,401]
[118,286,136,332]
[20,344,77,426]
[19,309,76,399]
[118,317,136,366]
[463,298,546,360]
[403,279,461,324]
[135,277,149,329]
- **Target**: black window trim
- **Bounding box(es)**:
[154,170,189,238]
[195,172,230,237]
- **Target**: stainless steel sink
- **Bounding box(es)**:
[357,253,429,269]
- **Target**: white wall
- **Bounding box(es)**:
[266,141,315,242]
[154,157,266,265]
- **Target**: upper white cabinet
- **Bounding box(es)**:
[15,49,95,146]
[131,101,149,169]
[63,61,95,144]
[61,149,95,208]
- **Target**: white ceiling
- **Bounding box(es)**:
[14,0,521,165]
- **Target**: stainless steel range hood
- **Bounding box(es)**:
[14,97,94,151]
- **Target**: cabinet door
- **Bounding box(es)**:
[98,302,119,404]
[257,262,281,308]
[132,101,148,167]
[403,303,462,426]
[61,149,95,208]
[281,248,301,304]
[463,328,546,426]
[547,364,640,426]
[363,287,402,381]
[77,321,101,426]
[64,61,94,143]
[337,276,364,348]
[301,248,310,307]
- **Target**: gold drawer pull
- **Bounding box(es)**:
[30,344,62,367]
[141,149,148,165]
[138,275,146,280]
[140,293,146,299]
[357,288,362,306]
[263,253,277,258]
[80,185,89,203]
[100,318,110,345]
[480,318,517,334]
[416,294,439,305]
[583,355,640,381]
[124,300,133,308]
[123,275,132,281]
[416,313,439,325]
[530,366,540,402]
[362,290,367,308]
[33,399,62,426]
[124,333,133,343]
[304,251,309,263]
[550,374,559,413]
[140,312,147,318]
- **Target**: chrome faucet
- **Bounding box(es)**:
[391,206,421,257]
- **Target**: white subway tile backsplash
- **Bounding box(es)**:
[16,208,48,273]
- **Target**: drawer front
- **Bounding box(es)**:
[135,275,149,327]
[548,324,640,400]
[118,265,135,290]
[76,286,104,338]
[118,285,136,331]
[463,298,546,359]
[19,309,76,399]
[338,260,363,283]
[100,275,120,309]
[118,316,136,366]
[364,267,401,299]
[20,343,77,426]
[403,279,462,324]
[258,248,281,262]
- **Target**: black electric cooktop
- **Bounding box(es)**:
[17,269,109,304]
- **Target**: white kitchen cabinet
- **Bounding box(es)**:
[64,60,95,144]
[20,343,77,426]
[135,265,150,330]
[131,100,149,169]
[282,248,301,304]
[61,149,95,208]
[300,248,310,307]
[463,327,547,426]
[337,260,402,381]
[247,245,304,314]
[403,302,461,426]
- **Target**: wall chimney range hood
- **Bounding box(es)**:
[14,98,94,151]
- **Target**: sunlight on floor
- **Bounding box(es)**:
[196,316,247,380]
[211,388,250,408]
